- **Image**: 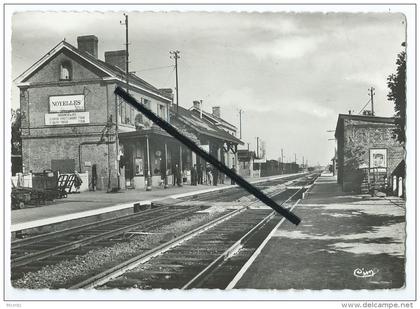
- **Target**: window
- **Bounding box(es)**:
[158,104,166,120]
[118,98,123,123]
[143,98,151,110]
[60,61,72,80]
[135,113,143,129]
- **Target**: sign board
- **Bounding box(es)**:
[45,112,90,126]
[238,150,251,161]
[369,148,387,172]
[49,94,85,112]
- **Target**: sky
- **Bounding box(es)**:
[11,10,406,166]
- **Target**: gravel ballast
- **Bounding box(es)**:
[12,208,231,289]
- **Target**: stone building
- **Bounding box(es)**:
[334,113,405,193]
[15,35,243,191]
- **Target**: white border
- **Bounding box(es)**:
[2,3,417,303]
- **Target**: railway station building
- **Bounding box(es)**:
[190,102,239,170]
[334,113,405,194]
[16,35,243,191]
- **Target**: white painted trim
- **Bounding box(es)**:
[11,201,147,232]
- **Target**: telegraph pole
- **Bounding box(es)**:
[239,109,243,139]
[122,13,129,93]
[115,13,130,191]
[281,148,284,174]
[369,87,375,116]
[170,50,180,113]
[294,153,297,163]
[256,137,259,158]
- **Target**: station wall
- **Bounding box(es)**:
[340,118,404,192]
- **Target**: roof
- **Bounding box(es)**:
[190,107,237,131]
[15,40,172,102]
[171,105,243,145]
[335,113,396,138]
[391,159,405,177]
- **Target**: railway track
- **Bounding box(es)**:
[71,185,309,289]
[184,174,304,202]
[12,174,305,262]
[11,173,318,288]
[11,205,208,280]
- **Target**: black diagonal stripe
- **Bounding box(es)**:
[114,86,301,225]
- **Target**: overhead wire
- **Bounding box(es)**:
[132,64,174,73]
[358,98,372,115]
[162,65,176,88]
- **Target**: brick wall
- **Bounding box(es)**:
[19,48,170,191]
[26,50,106,83]
[22,136,118,190]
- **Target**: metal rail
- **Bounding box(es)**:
[12,206,201,269]
[11,206,169,249]
[12,176,302,282]
[70,185,289,289]
[69,207,246,289]
[182,186,306,289]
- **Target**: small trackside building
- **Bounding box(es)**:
[334,113,405,193]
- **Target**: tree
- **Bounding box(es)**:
[11,108,24,155]
[387,50,406,144]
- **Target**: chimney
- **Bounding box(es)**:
[212,106,221,118]
[193,100,200,109]
[159,88,174,102]
[193,100,203,118]
[77,35,98,58]
[104,50,126,71]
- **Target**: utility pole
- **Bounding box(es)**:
[170,50,180,113]
[239,109,243,140]
[121,13,129,93]
[281,148,284,174]
[115,13,130,191]
[256,137,259,158]
[294,153,297,163]
[369,87,375,116]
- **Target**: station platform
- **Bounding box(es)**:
[235,173,406,291]
[10,173,297,232]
